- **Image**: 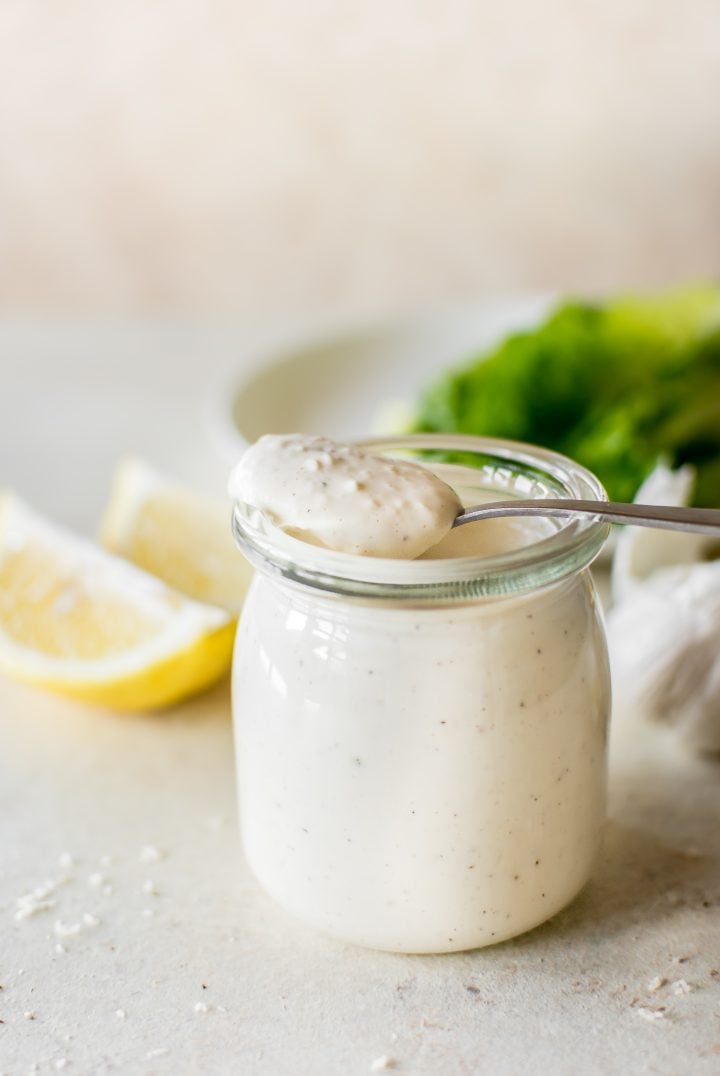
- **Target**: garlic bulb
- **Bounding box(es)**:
[607,461,720,753]
[607,561,720,753]
[611,461,708,602]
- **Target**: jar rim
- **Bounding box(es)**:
[231,434,610,600]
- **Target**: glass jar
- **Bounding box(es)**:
[231,435,611,953]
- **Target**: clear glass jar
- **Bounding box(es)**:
[231,435,611,953]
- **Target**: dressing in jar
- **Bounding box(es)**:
[230,435,611,953]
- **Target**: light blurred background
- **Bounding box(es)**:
[1,0,719,324]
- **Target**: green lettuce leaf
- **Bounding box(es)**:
[413,285,720,505]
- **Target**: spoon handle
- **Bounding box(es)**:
[454,499,720,536]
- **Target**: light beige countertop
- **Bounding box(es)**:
[1,323,719,1076]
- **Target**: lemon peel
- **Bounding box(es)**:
[0,493,235,711]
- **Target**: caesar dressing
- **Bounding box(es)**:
[230,435,611,953]
[227,434,462,558]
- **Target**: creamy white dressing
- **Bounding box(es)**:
[230,438,610,953]
[227,434,463,558]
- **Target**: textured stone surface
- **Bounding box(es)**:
[1,323,719,1074]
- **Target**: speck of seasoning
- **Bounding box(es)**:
[23,1011,36,1020]
[647,976,667,992]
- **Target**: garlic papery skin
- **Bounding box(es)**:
[607,560,720,754]
[611,462,708,603]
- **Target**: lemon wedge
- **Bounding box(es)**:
[100,459,252,614]
[0,493,236,710]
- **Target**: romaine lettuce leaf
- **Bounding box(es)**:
[413,286,720,506]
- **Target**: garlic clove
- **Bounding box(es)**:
[607,560,720,753]
[611,461,708,603]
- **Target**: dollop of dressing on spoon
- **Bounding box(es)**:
[228,434,463,558]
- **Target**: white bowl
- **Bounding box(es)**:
[205,297,552,464]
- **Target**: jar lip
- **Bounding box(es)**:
[231,435,610,600]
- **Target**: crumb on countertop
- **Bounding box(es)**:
[636,1007,667,1023]
[370,1055,396,1071]
[139,845,163,864]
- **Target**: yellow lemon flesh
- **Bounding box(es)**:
[0,493,235,711]
[100,459,252,614]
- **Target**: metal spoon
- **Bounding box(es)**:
[453,499,720,536]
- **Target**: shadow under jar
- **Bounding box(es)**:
[231,435,611,953]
